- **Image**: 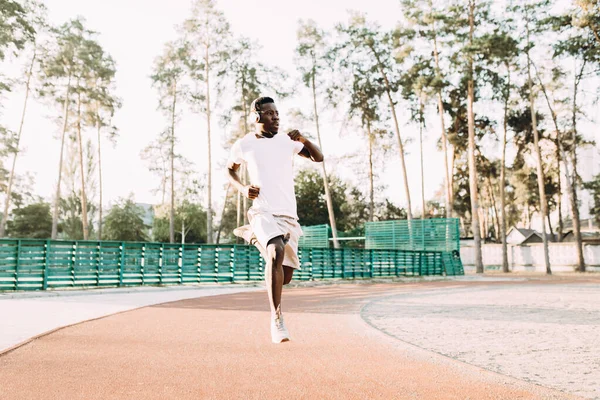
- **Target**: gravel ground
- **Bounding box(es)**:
[361,283,600,399]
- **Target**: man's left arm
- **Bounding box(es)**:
[288,130,324,162]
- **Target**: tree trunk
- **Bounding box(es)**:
[530,104,551,274]
[532,60,584,271]
[96,103,103,240]
[369,47,412,219]
[450,147,456,206]
[367,120,374,222]
[76,85,89,240]
[479,205,487,241]
[238,94,246,233]
[590,25,600,46]
[500,66,510,272]
[526,17,551,275]
[181,219,185,245]
[467,0,483,273]
[161,175,166,205]
[205,44,214,244]
[312,67,339,247]
[52,74,72,239]
[429,0,452,218]
[419,97,426,219]
[487,178,499,242]
[0,50,36,237]
[570,60,586,271]
[241,93,249,226]
[216,184,231,244]
[555,140,563,242]
[169,80,176,244]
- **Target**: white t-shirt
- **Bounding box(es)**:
[228,132,304,219]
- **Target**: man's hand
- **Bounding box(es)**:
[244,185,260,200]
[287,130,306,143]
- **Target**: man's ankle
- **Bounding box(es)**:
[272,305,282,318]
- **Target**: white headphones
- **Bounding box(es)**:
[250,98,261,123]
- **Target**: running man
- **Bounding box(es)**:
[227,96,324,343]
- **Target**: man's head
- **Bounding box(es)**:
[251,96,279,134]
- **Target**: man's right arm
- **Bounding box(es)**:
[228,163,259,199]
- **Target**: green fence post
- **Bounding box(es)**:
[158,243,164,285]
[95,241,101,287]
[341,248,346,279]
[309,249,313,281]
[70,241,76,287]
[141,243,146,285]
[230,246,235,283]
[196,246,201,283]
[247,246,251,281]
[42,240,50,290]
[214,246,219,283]
[118,242,125,286]
[369,249,374,278]
[178,244,183,284]
[13,240,19,291]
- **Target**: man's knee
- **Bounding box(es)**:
[266,237,285,262]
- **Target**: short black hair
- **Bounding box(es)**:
[253,96,275,112]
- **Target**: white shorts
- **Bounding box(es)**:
[234,210,303,270]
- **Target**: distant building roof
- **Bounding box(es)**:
[507,227,543,244]
[514,228,538,237]
[562,230,600,244]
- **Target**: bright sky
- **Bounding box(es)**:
[1,0,597,219]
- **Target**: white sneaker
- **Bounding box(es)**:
[271,307,290,344]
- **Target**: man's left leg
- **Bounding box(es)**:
[283,266,294,285]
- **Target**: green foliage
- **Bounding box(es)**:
[0,0,36,62]
[376,199,407,221]
[180,0,231,109]
[58,192,95,240]
[294,169,347,229]
[571,0,600,48]
[103,198,148,242]
[226,37,288,135]
[296,19,333,94]
[332,13,392,123]
[294,169,407,234]
[81,36,121,138]
[584,174,600,226]
[425,201,446,219]
[216,187,238,243]
[38,18,92,101]
[7,201,51,238]
[153,201,207,243]
[150,40,188,114]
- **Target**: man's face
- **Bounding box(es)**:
[258,102,279,134]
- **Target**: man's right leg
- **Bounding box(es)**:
[265,235,285,315]
[265,235,290,343]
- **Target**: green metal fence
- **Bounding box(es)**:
[298,224,330,248]
[365,219,463,275]
[0,238,449,291]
